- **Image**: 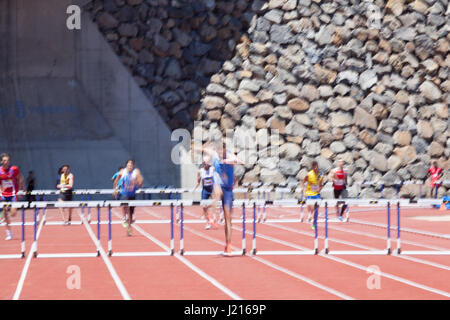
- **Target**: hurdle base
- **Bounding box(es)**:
[400,250,450,255]
[182,250,243,256]
[0,254,24,260]
[254,250,317,256]
[326,250,389,255]
[111,251,172,257]
[36,253,99,258]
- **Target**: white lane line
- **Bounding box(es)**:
[324,255,450,298]
[182,208,450,298]
[12,216,45,300]
[273,206,450,239]
[80,213,131,300]
[114,208,242,300]
[264,223,450,271]
[178,208,353,300]
[269,206,450,251]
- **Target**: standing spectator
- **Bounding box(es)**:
[426,161,443,198]
[26,171,36,202]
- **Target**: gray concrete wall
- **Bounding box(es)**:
[76,12,179,187]
[0,0,179,189]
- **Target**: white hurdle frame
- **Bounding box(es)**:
[180,200,263,256]
[0,202,28,259]
[323,200,397,255]
[397,199,450,255]
[252,200,320,256]
[30,201,104,258]
[104,200,192,257]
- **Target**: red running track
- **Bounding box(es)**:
[0,205,449,300]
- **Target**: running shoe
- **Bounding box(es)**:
[223,243,233,256]
[5,232,12,241]
[205,223,211,230]
[311,224,315,230]
[127,227,132,236]
[338,216,343,222]
[122,220,128,228]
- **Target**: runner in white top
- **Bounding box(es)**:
[193,156,217,229]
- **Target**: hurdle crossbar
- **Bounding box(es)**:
[252,202,319,256]
[107,202,175,257]
[180,202,246,256]
[325,201,392,255]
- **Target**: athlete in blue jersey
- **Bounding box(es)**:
[112,166,124,200]
[192,139,243,255]
[113,160,144,236]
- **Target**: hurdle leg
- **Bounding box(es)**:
[108,205,112,256]
[396,202,401,254]
[21,209,25,258]
[387,202,391,255]
[80,196,85,221]
[180,203,184,255]
[344,204,350,222]
[97,206,101,257]
[262,191,267,222]
[170,204,174,255]
[33,208,38,258]
[324,202,328,254]
[313,203,318,255]
[252,203,256,255]
[242,203,246,255]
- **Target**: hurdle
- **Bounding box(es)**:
[398,199,450,255]
[180,200,261,256]
[29,201,104,258]
[104,200,189,257]
[252,200,319,255]
[323,199,396,255]
[0,202,28,259]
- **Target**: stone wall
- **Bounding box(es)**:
[86,0,449,198]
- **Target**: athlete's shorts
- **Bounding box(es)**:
[333,188,348,199]
[59,192,73,201]
[119,194,136,215]
[201,187,213,200]
[221,187,233,210]
[306,194,321,200]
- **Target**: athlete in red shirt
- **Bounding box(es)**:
[426,161,443,198]
[0,153,24,240]
[332,159,348,221]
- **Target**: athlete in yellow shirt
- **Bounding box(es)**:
[302,161,323,229]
